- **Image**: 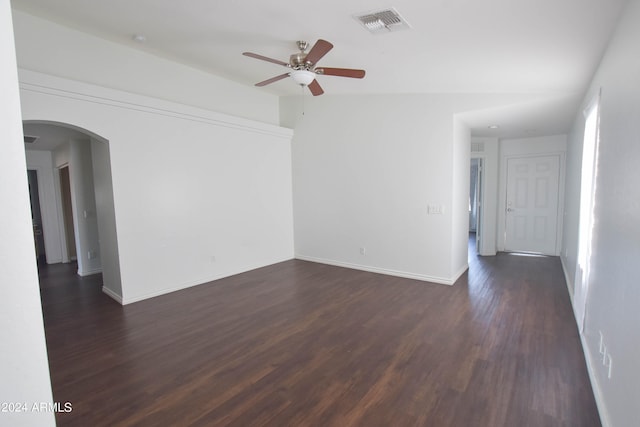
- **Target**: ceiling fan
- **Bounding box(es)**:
[243,39,366,96]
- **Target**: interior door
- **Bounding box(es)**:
[505,155,560,254]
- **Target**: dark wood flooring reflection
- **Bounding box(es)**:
[40,239,600,426]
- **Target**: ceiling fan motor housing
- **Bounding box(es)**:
[289,52,310,69]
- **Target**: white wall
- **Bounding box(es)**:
[20,70,294,304]
[69,139,102,276]
[471,137,499,256]
[281,94,468,284]
[11,9,295,304]
[91,138,123,299]
[561,0,640,425]
[0,1,55,425]
[24,149,63,263]
[451,117,471,278]
[281,92,572,282]
[53,142,69,167]
[497,134,567,254]
[11,10,279,125]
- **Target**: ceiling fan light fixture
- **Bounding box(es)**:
[290,70,316,86]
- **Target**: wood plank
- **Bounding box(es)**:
[39,240,600,426]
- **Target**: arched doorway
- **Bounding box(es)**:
[22,120,122,299]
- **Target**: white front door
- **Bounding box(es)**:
[505,155,560,255]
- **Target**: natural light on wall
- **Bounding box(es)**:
[575,91,601,332]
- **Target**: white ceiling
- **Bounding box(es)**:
[12,0,627,138]
[23,122,89,151]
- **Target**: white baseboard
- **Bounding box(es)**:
[102,286,123,304]
[479,250,497,256]
[77,267,102,277]
[560,255,575,300]
[560,256,609,427]
[295,255,456,285]
[121,257,294,305]
[451,263,469,284]
[579,331,611,427]
[122,276,220,305]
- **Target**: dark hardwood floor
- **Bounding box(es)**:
[39,237,600,426]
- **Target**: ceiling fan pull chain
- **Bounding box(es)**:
[301,84,305,117]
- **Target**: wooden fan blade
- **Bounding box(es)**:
[317,68,366,78]
[243,52,289,67]
[255,73,290,87]
[308,79,324,96]
[304,39,333,65]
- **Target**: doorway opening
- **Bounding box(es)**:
[22,120,120,288]
[27,170,46,264]
[469,158,483,255]
[59,165,77,262]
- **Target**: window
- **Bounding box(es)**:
[575,92,601,332]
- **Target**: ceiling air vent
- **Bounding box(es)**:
[24,135,39,144]
[471,142,485,152]
[354,8,411,34]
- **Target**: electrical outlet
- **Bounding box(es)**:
[210,255,216,263]
[428,204,441,214]
[359,247,366,256]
